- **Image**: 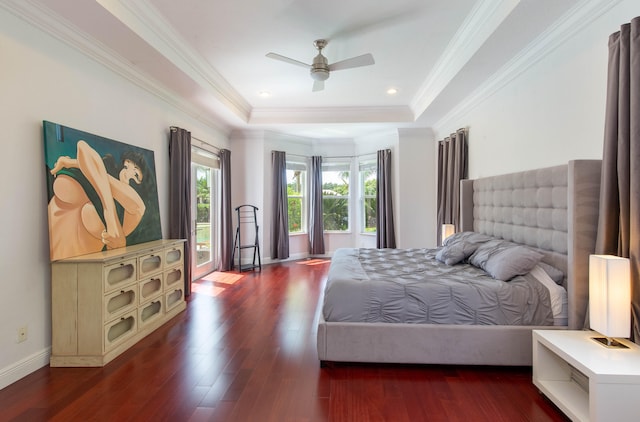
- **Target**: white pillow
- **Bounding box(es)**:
[529,264,566,319]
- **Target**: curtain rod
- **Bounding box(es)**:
[170,126,221,154]
[192,136,220,153]
[286,152,375,160]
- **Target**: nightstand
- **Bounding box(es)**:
[532,329,640,422]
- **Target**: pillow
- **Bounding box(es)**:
[538,262,565,285]
[436,231,493,265]
[468,240,543,281]
[442,231,492,247]
[529,265,566,319]
[436,243,467,265]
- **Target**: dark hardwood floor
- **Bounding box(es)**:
[0,259,569,421]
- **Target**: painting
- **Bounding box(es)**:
[43,121,162,261]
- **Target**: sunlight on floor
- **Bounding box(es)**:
[192,272,245,297]
[297,259,331,266]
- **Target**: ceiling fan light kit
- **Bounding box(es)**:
[266,39,374,91]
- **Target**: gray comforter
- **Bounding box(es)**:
[322,248,554,326]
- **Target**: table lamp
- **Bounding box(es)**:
[589,254,631,348]
[441,224,455,244]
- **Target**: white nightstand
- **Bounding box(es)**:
[532,329,640,422]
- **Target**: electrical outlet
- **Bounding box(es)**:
[17,326,27,343]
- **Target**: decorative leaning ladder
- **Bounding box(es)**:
[231,204,261,272]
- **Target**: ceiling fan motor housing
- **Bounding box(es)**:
[311,53,329,81]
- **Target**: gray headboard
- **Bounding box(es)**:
[459,160,602,329]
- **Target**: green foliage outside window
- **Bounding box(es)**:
[287,167,304,233]
[361,168,377,233]
[287,193,302,232]
[196,170,210,223]
[322,170,350,231]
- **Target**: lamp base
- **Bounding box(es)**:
[591,336,629,349]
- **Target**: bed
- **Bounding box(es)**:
[316,160,602,366]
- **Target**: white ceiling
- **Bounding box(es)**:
[4,0,588,139]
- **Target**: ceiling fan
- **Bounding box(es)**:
[266,39,375,92]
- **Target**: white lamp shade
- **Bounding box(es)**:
[589,254,631,338]
[441,224,455,243]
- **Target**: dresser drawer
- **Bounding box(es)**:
[165,288,185,312]
[139,274,163,304]
[139,298,164,329]
[104,259,137,293]
[138,252,163,278]
[164,244,183,268]
[164,266,183,291]
[104,311,137,352]
[104,283,137,322]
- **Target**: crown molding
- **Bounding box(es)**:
[96,0,251,122]
[249,106,414,125]
[433,0,622,132]
[0,0,232,134]
[410,0,521,118]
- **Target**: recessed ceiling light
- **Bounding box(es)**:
[258,91,271,98]
[387,88,398,95]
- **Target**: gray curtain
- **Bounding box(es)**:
[595,16,640,342]
[218,149,233,271]
[168,127,192,296]
[271,151,289,259]
[309,156,325,254]
[376,149,396,249]
[436,129,468,245]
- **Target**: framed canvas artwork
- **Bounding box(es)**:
[43,121,162,261]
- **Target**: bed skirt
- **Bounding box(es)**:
[317,314,566,366]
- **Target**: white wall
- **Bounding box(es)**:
[434,0,640,179]
[396,128,436,248]
[0,11,228,389]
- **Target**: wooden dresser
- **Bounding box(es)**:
[50,239,187,367]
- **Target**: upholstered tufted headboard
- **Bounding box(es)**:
[459,160,602,329]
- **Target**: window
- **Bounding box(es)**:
[322,161,350,232]
[359,159,377,233]
[286,161,307,233]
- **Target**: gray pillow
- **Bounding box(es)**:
[468,240,543,281]
[442,231,492,247]
[437,232,493,265]
[436,243,467,265]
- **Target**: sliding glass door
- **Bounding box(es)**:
[191,150,219,279]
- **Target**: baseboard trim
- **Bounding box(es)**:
[0,347,51,390]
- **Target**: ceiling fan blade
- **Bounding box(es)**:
[266,52,310,68]
[312,80,324,92]
[329,53,375,71]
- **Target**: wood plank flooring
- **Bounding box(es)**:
[0,259,568,421]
